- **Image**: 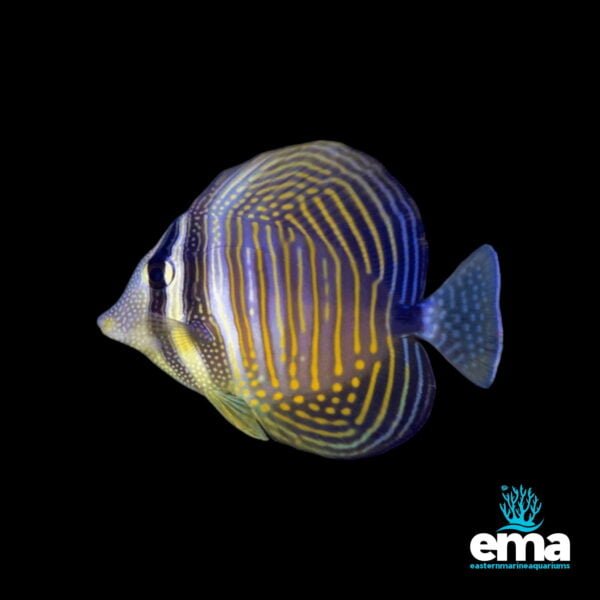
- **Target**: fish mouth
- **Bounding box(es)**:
[97,311,160,355]
[97,312,119,340]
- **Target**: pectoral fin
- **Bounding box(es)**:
[148,315,215,345]
[148,316,267,440]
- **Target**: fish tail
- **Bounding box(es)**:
[416,245,503,388]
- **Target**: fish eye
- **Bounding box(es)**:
[147,260,175,289]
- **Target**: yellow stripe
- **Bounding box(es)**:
[243,167,376,278]
[298,199,343,377]
[322,187,373,275]
[265,224,286,358]
[374,344,405,431]
[317,161,389,357]
[246,174,305,194]
[330,179,384,273]
[322,258,330,322]
[294,410,349,426]
[252,221,279,387]
[356,337,405,447]
[285,214,321,390]
[276,221,298,376]
[260,151,385,275]
[272,151,397,360]
[272,411,356,438]
[248,151,386,280]
[296,246,306,333]
[214,147,402,448]
[292,144,402,439]
[205,150,268,210]
[369,281,380,354]
[225,214,247,367]
[217,146,402,456]
[236,218,257,360]
[259,160,332,178]
[251,179,299,195]
[355,360,382,425]
[313,194,362,354]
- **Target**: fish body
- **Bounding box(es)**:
[98,141,502,458]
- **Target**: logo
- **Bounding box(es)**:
[498,484,543,532]
[469,485,571,571]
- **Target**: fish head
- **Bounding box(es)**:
[96,250,160,353]
[97,216,197,377]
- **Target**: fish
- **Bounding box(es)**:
[97,141,502,459]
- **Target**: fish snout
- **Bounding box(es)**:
[97,302,155,353]
[97,310,120,340]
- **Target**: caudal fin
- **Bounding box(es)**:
[418,245,503,388]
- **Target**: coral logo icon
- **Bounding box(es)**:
[469,485,571,572]
[498,485,543,532]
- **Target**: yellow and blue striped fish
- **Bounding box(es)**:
[98,141,502,458]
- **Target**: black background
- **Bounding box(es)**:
[64,20,587,587]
